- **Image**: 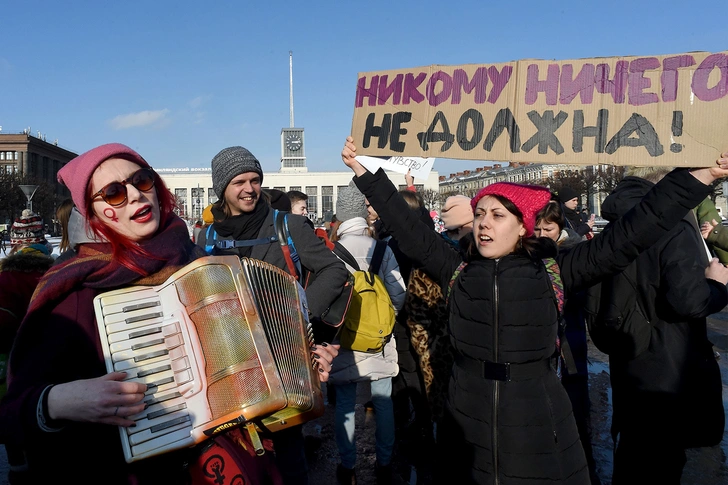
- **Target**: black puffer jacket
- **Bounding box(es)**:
[354,168,710,484]
[600,176,726,447]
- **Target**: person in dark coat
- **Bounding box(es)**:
[199,146,349,485]
[342,136,728,485]
[0,214,55,485]
[556,187,593,237]
[595,167,728,485]
[534,201,600,485]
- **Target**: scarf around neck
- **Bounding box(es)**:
[27,214,205,317]
[211,199,270,257]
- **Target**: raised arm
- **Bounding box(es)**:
[560,152,728,293]
[342,137,462,288]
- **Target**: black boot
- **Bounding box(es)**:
[336,464,356,485]
[375,463,393,485]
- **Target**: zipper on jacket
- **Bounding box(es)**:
[493,259,500,485]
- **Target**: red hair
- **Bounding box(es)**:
[86,164,177,275]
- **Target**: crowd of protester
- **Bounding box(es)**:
[0,137,726,485]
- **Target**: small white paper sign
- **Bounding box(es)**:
[356,155,435,180]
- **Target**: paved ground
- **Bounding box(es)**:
[1,309,726,485]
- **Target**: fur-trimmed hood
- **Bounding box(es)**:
[0,251,55,274]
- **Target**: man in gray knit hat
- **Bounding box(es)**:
[200,145,348,485]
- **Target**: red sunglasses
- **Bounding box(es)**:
[90,168,156,207]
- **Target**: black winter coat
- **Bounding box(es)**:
[599,176,726,447]
[354,168,711,485]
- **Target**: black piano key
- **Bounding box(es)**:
[147,403,187,420]
[122,301,161,313]
[144,391,183,406]
[133,349,170,363]
[125,312,164,324]
[131,338,165,351]
[137,364,172,378]
[150,415,191,434]
[128,327,162,339]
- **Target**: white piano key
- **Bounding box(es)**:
[110,332,165,353]
[174,368,193,385]
[126,368,175,388]
[171,357,190,373]
[130,426,194,457]
[113,353,170,372]
[105,315,166,335]
[98,290,159,310]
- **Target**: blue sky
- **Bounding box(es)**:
[1,0,726,176]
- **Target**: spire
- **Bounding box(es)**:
[289,51,294,128]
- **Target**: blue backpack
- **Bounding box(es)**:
[203,209,302,280]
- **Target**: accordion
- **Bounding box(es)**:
[93,256,324,463]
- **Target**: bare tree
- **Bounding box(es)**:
[419,189,441,211]
[543,168,588,202]
[708,179,724,204]
[594,165,628,197]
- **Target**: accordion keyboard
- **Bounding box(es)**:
[97,288,200,458]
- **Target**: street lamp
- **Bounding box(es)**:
[19,184,39,212]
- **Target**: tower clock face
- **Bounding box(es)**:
[285,133,302,151]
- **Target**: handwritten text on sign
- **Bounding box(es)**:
[350,52,728,167]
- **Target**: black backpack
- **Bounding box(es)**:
[583,259,651,359]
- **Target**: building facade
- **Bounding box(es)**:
[157,167,441,223]
[0,132,77,197]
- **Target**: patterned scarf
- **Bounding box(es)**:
[27,215,206,317]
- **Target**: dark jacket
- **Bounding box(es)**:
[599,176,726,447]
[557,229,590,377]
[563,205,591,237]
[354,168,710,484]
[0,251,54,354]
[200,207,348,319]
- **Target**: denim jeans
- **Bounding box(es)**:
[334,378,395,469]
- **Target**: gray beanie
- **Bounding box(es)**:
[336,181,368,222]
[211,146,264,198]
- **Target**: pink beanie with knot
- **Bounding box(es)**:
[440,195,473,230]
[57,143,150,218]
[471,182,551,237]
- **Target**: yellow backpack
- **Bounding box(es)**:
[333,240,396,353]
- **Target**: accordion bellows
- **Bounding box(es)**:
[93,256,323,463]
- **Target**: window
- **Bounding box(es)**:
[273,186,286,191]
[175,188,188,217]
[322,186,333,215]
[191,187,204,220]
[289,186,301,192]
[306,186,318,214]
[207,188,217,206]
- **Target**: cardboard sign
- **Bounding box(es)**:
[355,155,435,179]
[350,51,728,167]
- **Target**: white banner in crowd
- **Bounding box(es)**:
[355,155,436,180]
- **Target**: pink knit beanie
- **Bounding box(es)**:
[57,143,150,217]
[471,182,551,236]
[440,195,473,230]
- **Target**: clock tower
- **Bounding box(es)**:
[281,127,307,172]
[280,52,307,173]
